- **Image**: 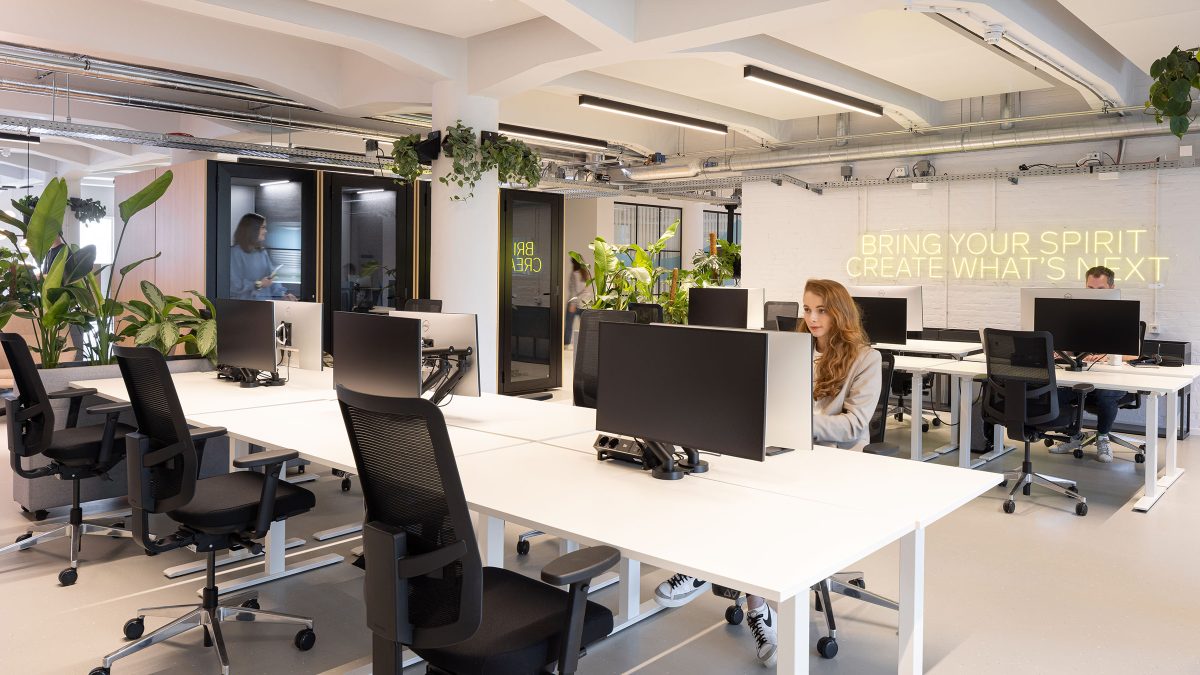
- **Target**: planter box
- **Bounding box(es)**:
[11,356,231,515]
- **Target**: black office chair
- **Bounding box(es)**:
[981,329,1092,516]
[336,388,618,675]
[519,309,633,555]
[0,332,134,586]
[864,350,899,456]
[91,346,317,675]
[763,301,799,331]
[406,298,444,313]
[628,302,663,324]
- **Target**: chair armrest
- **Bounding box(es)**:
[1072,383,1095,395]
[86,401,130,416]
[541,545,620,586]
[190,426,227,444]
[232,447,297,469]
[863,442,901,456]
[47,387,95,399]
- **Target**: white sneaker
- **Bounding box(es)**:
[653,573,710,608]
[747,604,778,667]
[1048,442,1076,454]
[1096,435,1113,463]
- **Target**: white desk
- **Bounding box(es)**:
[874,339,982,359]
[925,360,1189,511]
[892,356,958,461]
[439,393,597,442]
[74,368,336,414]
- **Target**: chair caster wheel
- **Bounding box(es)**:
[1044,439,1053,447]
[144,549,158,556]
[1073,449,1084,459]
[123,617,144,639]
[931,417,941,427]
[341,477,352,492]
[999,479,1007,488]
[848,577,866,590]
[1022,484,1031,496]
[34,509,48,521]
[725,605,744,625]
[1135,453,1145,464]
[516,539,531,555]
[15,531,32,545]
[893,412,903,422]
[59,567,78,586]
[921,423,929,433]
[1076,502,1088,516]
[88,668,110,675]
[294,628,316,651]
[1067,485,1079,493]
[332,469,345,477]
[1003,501,1016,514]
[237,597,261,621]
[817,636,839,659]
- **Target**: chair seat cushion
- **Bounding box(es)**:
[44,423,135,467]
[168,471,315,534]
[414,566,614,675]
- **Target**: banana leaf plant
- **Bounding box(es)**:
[119,280,217,362]
[568,219,679,311]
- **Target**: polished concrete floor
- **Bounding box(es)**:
[3,406,1200,674]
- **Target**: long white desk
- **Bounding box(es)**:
[924,360,1190,511]
[874,339,982,359]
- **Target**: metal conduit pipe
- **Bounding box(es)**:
[0,78,412,141]
[0,41,312,109]
[624,116,1176,180]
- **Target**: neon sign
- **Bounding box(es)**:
[512,240,543,273]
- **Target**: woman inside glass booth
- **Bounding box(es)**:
[230,212,296,301]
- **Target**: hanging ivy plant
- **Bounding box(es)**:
[1147,46,1200,138]
[483,133,542,187]
[67,197,107,224]
[439,120,484,201]
[389,133,425,183]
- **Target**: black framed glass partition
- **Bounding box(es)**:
[500,189,563,395]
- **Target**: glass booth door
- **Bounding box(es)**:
[499,189,562,395]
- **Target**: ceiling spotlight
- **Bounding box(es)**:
[578,95,728,135]
[743,65,884,117]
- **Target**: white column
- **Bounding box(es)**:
[679,201,706,269]
[430,80,500,393]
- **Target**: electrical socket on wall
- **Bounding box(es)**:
[1148,323,1161,334]
[1181,145,1193,157]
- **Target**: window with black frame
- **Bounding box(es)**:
[614,202,682,294]
[702,210,742,246]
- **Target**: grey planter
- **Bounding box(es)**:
[11,356,230,516]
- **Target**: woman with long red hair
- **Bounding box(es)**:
[653,279,882,667]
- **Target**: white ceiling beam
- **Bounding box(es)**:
[516,0,635,49]
[688,35,942,128]
[551,71,785,142]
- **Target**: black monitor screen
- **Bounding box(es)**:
[333,312,422,397]
[853,296,908,345]
[214,299,277,372]
[596,322,767,461]
[688,288,747,328]
[1033,298,1141,356]
[629,302,663,325]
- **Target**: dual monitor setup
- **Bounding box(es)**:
[212,298,480,403]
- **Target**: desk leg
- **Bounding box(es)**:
[957,377,973,467]
[898,527,925,675]
[969,411,1017,469]
[775,595,808,675]
[477,514,505,568]
[1159,389,1185,490]
[932,375,960,456]
[911,372,939,461]
[612,557,665,633]
[1134,394,1163,512]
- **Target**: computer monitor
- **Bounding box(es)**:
[596,322,812,478]
[688,287,766,329]
[332,311,422,397]
[776,316,799,332]
[628,302,663,325]
[1019,287,1121,330]
[847,285,923,332]
[389,310,481,400]
[1033,298,1141,368]
[271,300,323,371]
[852,296,908,345]
[214,298,277,375]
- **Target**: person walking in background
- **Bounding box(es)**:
[230,212,296,301]
[564,258,591,349]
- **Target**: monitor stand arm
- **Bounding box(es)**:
[1056,350,1088,372]
[638,441,708,480]
[422,347,473,406]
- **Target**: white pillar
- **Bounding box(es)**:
[430,80,500,393]
[679,202,705,269]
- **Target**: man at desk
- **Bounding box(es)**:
[1047,266,1131,462]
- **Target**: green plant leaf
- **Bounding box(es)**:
[140,280,166,312]
[1170,114,1190,138]
[119,170,173,224]
[196,319,217,356]
[63,245,97,285]
[119,251,162,276]
[27,178,68,263]
[0,209,25,233]
[158,322,180,352]
[136,322,159,345]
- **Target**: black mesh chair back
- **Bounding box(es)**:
[337,387,482,649]
[573,309,635,408]
[764,301,799,331]
[869,350,895,444]
[628,302,663,324]
[115,346,197,514]
[405,298,443,313]
[0,332,52,457]
[981,329,1060,433]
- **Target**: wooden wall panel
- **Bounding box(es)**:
[113,169,157,304]
[153,160,207,299]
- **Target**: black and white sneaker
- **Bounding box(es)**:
[747,604,778,667]
[653,573,710,608]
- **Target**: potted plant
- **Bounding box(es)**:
[1147,46,1199,138]
[120,280,217,361]
[482,132,541,187]
[68,197,107,224]
[568,220,680,312]
[439,120,484,200]
[390,133,427,183]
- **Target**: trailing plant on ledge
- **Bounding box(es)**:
[439,120,484,200]
[1147,46,1200,138]
[483,133,541,187]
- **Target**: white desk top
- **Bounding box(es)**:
[963,352,1200,381]
[438,393,597,443]
[923,359,1191,394]
[73,368,336,414]
[872,339,982,357]
[892,355,957,373]
[457,442,918,603]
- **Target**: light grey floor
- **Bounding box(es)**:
[4,406,1200,674]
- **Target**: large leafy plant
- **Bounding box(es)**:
[1147,46,1200,138]
[568,220,679,311]
[120,280,217,361]
[483,133,541,187]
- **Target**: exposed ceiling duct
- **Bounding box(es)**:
[622,115,1188,181]
[0,41,313,110]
